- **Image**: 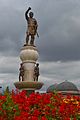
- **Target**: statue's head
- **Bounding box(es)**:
[36,63,39,66]
[29,12,34,18]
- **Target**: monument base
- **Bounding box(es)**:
[14,81,44,94]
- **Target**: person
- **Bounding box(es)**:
[19,63,24,81]
[34,63,40,81]
[25,7,38,45]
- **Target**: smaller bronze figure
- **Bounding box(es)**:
[25,7,38,45]
[34,63,40,81]
[19,63,24,81]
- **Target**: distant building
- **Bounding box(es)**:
[47,80,80,96]
[0,86,2,95]
[47,83,58,93]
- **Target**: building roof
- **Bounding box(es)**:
[56,80,79,91]
[47,84,58,93]
[47,80,79,93]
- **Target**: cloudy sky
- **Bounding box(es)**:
[0,0,80,91]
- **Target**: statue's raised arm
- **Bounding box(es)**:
[25,7,38,46]
[25,7,31,21]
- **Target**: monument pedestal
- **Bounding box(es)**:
[14,45,44,93]
[14,81,43,92]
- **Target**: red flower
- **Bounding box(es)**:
[41,116,47,120]
[0,90,79,119]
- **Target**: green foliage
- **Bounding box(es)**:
[4,86,10,96]
[0,89,20,120]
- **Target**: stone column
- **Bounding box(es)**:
[20,45,39,81]
[14,45,43,93]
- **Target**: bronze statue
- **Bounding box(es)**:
[34,63,40,81]
[25,7,38,46]
[19,63,24,81]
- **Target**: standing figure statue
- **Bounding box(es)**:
[34,63,40,81]
[19,63,24,81]
[25,7,38,46]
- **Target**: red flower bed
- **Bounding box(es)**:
[0,90,80,120]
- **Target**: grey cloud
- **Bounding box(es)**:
[0,0,26,56]
[36,0,80,61]
[0,56,19,74]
